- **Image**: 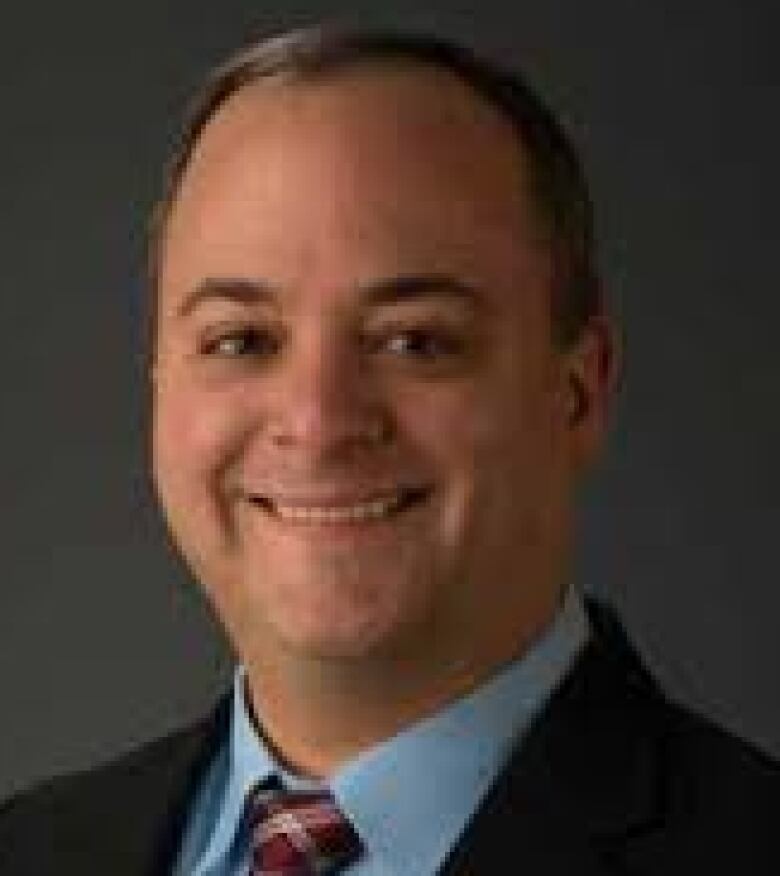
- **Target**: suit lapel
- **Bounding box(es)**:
[441,599,670,875]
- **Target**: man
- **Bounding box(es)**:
[1,25,778,875]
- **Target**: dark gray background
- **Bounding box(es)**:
[2,0,778,801]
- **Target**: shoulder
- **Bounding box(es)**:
[0,696,229,875]
[618,688,780,872]
[653,689,780,825]
[448,600,780,875]
[557,598,780,867]
[594,596,779,793]
[591,596,778,777]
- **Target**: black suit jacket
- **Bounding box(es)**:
[2,600,779,874]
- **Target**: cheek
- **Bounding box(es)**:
[395,371,554,470]
[393,382,484,469]
[408,369,562,529]
[393,384,493,540]
[153,382,250,490]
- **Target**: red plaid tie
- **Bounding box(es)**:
[248,784,363,875]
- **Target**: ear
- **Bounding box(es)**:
[561,315,621,470]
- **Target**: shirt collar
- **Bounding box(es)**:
[214,584,588,872]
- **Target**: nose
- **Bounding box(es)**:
[263,334,391,460]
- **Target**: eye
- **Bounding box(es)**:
[199,326,281,359]
[367,327,466,360]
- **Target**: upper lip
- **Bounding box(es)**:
[247,485,430,509]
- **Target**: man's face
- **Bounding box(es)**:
[153,69,605,664]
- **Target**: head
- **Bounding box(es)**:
[150,27,616,671]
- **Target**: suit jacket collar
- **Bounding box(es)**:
[441,597,668,874]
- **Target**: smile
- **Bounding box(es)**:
[249,487,430,524]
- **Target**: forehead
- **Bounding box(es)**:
[160,66,546,302]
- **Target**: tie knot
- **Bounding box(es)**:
[248,784,363,875]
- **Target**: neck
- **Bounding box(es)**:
[239,582,564,779]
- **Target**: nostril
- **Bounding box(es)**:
[248,495,274,511]
[402,486,431,509]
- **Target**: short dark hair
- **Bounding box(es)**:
[148,25,601,347]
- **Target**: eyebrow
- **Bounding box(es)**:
[176,277,278,317]
[359,274,483,310]
[175,273,484,317]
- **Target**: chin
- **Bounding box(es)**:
[275,631,392,661]
[238,569,433,663]
[261,601,418,661]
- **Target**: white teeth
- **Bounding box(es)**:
[271,494,406,523]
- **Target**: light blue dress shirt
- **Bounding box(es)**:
[175,586,589,875]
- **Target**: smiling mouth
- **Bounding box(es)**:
[248,486,431,524]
